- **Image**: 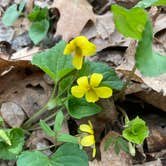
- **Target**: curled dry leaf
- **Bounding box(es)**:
[0,20,14,43]
[154,14,166,34]
[116,37,166,100]
[51,0,96,41]
[26,130,53,156]
[100,131,132,166]
[0,102,26,127]
[135,90,166,112]
[0,59,51,117]
[134,159,162,166]
[81,12,130,51]
[145,114,166,153]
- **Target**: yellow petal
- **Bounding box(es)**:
[90,73,103,87]
[74,36,96,56]
[92,145,96,158]
[85,90,99,103]
[94,87,113,98]
[71,86,85,98]
[64,40,75,55]
[72,54,83,70]
[79,124,94,134]
[80,135,95,147]
[82,42,96,56]
[77,76,89,90]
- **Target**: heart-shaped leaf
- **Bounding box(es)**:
[0,128,24,160]
[67,97,102,119]
[111,5,148,40]
[51,143,88,166]
[32,40,74,82]
[79,61,123,90]
[135,19,166,76]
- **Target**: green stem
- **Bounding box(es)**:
[23,104,48,129]
[22,85,57,129]
[35,144,56,151]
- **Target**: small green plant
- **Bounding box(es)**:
[2,3,50,44]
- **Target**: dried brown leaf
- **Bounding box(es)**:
[0,102,26,127]
[52,0,96,41]
[100,131,132,166]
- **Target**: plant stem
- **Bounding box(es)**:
[23,104,48,129]
[22,84,58,129]
[36,144,56,151]
[115,65,136,101]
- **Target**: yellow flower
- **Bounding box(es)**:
[71,73,113,103]
[64,36,96,70]
[79,121,96,157]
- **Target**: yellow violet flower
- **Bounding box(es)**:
[64,36,96,70]
[79,121,96,157]
[71,73,113,103]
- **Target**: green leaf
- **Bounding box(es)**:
[32,40,74,82]
[2,1,26,26]
[0,129,11,145]
[67,97,102,119]
[28,6,49,22]
[29,19,49,44]
[0,116,4,126]
[122,116,149,144]
[111,5,148,40]
[104,137,115,151]
[153,0,166,6]
[80,61,123,90]
[135,19,166,76]
[135,0,166,8]
[57,134,78,144]
[51,143,88,166]
[117,137,129,153]
[114,141,120,155]
[17,151,51,166]
[40,120,55,137]
[0,128,24,160]
[54,111,64,132]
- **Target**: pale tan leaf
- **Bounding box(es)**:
[51,0,96,41]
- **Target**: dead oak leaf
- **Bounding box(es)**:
[52,0,96,41]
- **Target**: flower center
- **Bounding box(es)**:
[75,46,82,56]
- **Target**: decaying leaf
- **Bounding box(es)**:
[81,12,130,51]
[154,14,166,33]
[134,159,162,166]
[145,114,166,152]
[0,58,51,117]
[100,131,132,166]
[0,102,26,127]
[0,20,14,43]
[51,0,96,41]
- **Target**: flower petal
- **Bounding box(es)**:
[82,42,96,56]
[85,90,99,103]
[79,124,94,134]
[77,76,89,90]
[80,135,95,147]
[72,54,83,70]
[92,145,96,157]
[94,87,113,98]
[90,73,103,87]
[71,86,85,98]
[74,36,96,56]
[64,40,75,55]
